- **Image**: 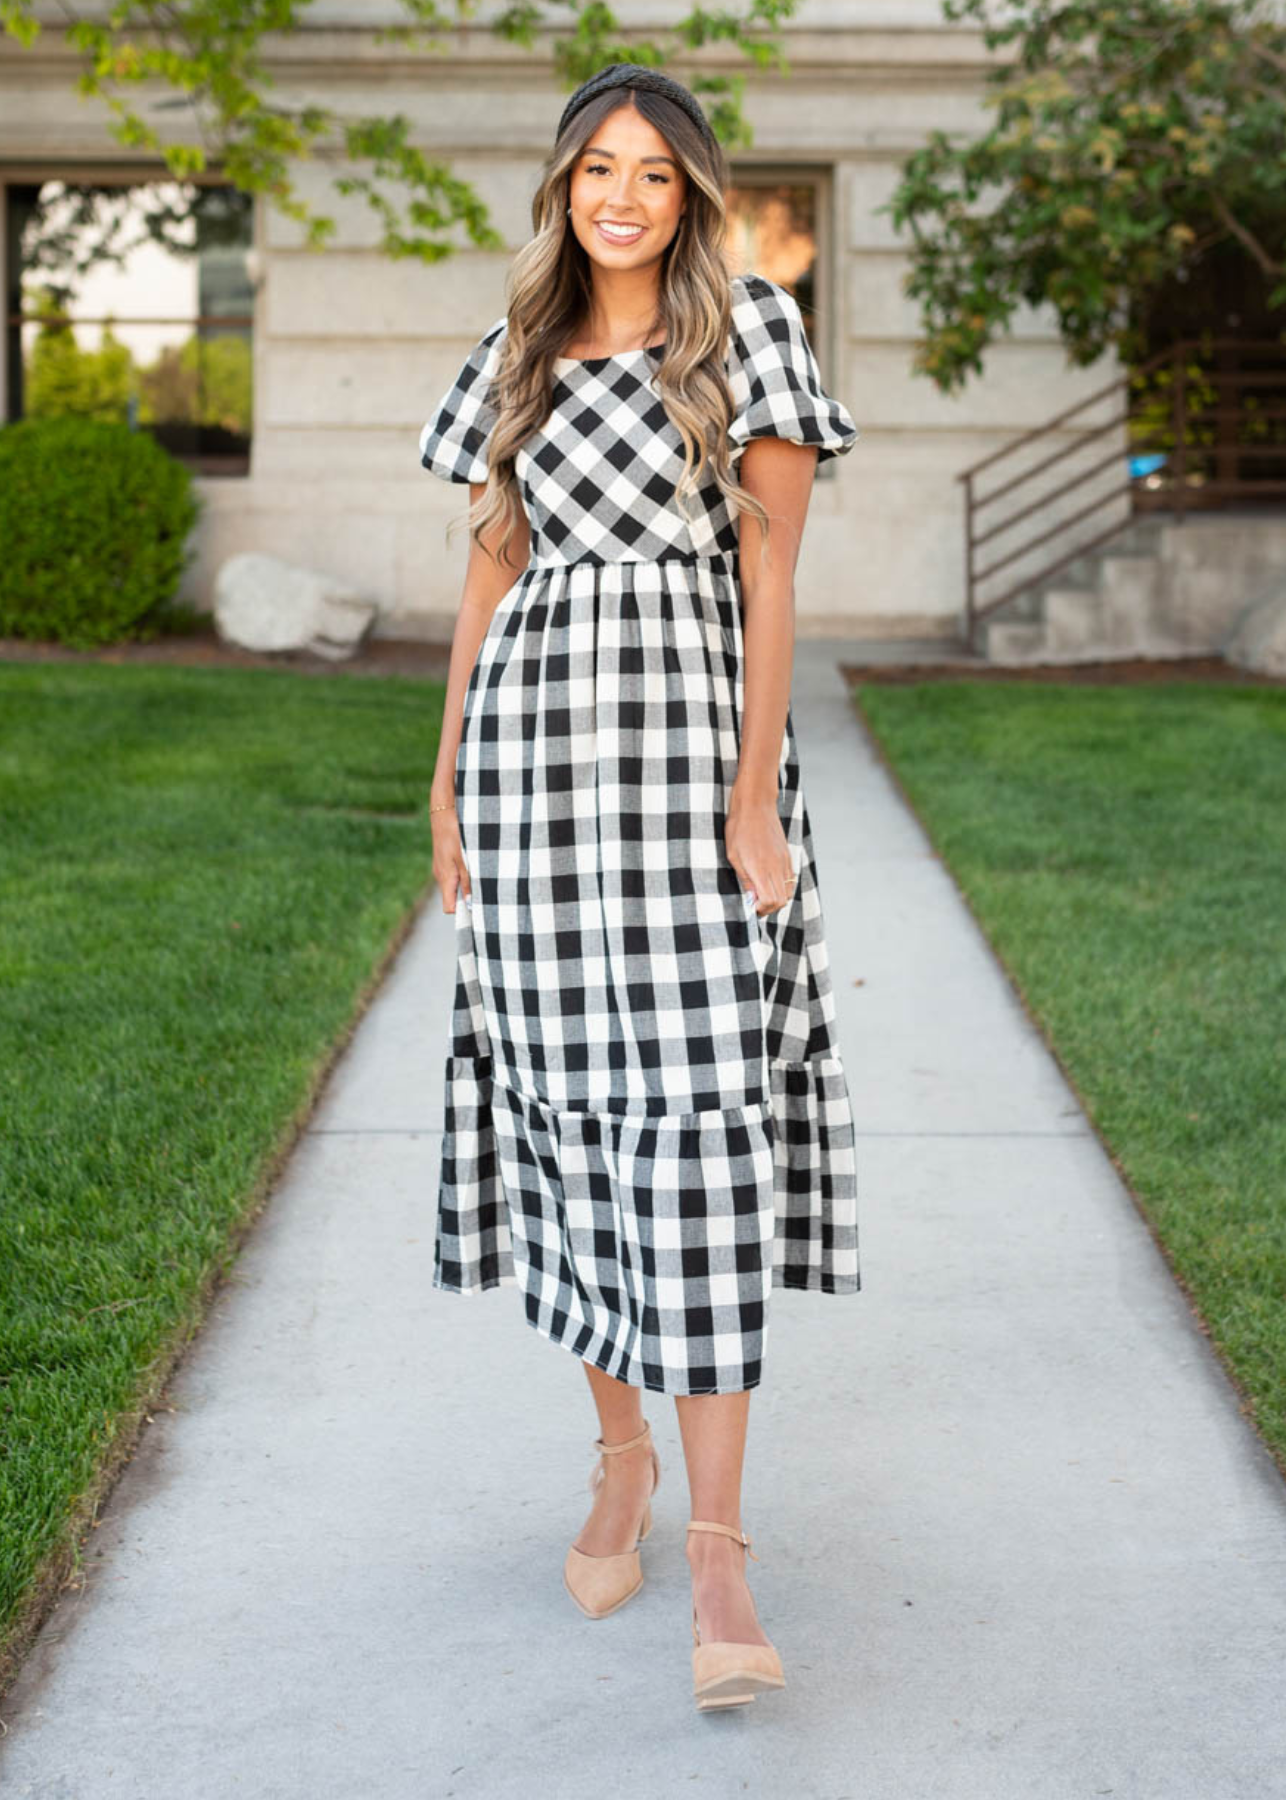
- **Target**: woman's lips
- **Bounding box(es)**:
[595,220,645,246]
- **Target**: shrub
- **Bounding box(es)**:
[0,416,202,648]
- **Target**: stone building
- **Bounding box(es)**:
[1,1,1120,643]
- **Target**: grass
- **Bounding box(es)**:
[0,662,443,1668]
[851,678,1286,1472]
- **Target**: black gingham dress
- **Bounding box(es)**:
[419,271,861,1395]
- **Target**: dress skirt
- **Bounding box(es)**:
[434,550,860,1395]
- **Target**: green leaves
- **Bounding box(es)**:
[884,0,1286,391]
[0,1,39,48]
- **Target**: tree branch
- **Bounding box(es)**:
[1246,35,1286,80]
[1208,188,1284,279]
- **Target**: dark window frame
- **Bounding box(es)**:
[2,163,255,478]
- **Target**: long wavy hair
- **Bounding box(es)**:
[453,84,773,573]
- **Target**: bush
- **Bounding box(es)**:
[0,417,202,648]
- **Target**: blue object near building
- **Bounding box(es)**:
[1130,451,1168,479]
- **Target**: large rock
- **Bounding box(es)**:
[213,553,377,661]
[1223,580,1286,678]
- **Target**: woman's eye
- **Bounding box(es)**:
[583,163,669,183]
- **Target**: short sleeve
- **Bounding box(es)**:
[418,316,508,484]
[726,275,859,466]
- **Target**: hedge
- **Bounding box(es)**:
[0,417,201,648]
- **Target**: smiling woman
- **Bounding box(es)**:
[418,60,861,1714]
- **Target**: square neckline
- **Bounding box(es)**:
[552,340,667,370]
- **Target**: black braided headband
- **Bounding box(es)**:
[555,62,717,153]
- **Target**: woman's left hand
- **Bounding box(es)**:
[725,791,796,918]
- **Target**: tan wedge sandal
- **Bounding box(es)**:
[563,1420,661,1620]
[688,1520,787,1710]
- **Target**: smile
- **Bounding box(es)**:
[595,220,645,244]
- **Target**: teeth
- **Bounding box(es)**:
[599,222,643,238]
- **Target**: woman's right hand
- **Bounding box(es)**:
[431,804,471,914]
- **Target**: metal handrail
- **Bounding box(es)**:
[971,425,1170,558]
[960,342,1176,481]
[956,337,1286,645]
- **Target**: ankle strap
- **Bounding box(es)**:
[687,1518,759,1561]
[594,1420,652,1456]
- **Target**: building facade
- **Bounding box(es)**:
[0,1,1114,642]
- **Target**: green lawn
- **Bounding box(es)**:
[0,662,443,1661]
[852,678,1286,1471]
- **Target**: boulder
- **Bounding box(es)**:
[213,553,377,660]
[1223,580,1286,678]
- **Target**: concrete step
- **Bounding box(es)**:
[981,586,1046,624]
[1114,515,1168,555]
[982,520,1174,663]
[1098,556,1163,652]
[1044,586,1108,654]
[980,619,1051,664]
[1025,554,1100,603]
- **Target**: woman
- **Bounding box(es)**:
[419,62,861,1712]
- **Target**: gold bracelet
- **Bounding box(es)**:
[429,801,456,813]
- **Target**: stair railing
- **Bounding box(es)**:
[956,337,1286,649]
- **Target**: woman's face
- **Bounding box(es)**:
[566,102,688,272]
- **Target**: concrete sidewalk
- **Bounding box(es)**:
[4,640,1285,1799]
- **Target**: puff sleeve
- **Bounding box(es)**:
[418,316,508,483]
[726,276,859,466]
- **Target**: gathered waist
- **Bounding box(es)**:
[527,548,739,574]
[482,550,748,639]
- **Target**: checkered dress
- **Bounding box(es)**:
[419,271,861,1395]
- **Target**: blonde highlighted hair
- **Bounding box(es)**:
[451,84,772,573]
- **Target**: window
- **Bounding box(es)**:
[3,174,254,475]
[726,171,841,474]
[726,173,828,348]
